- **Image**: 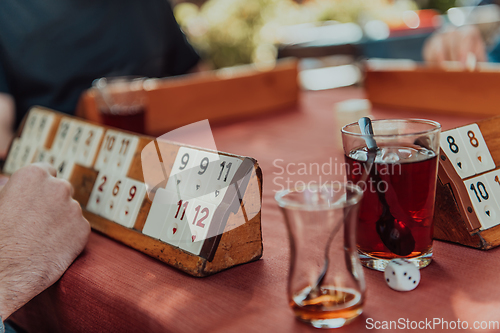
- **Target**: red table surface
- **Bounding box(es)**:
[12,88,500,333]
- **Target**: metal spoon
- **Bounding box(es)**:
[359,117,415,256]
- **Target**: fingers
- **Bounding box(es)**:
[423,26,487,67]
[31,162,58,177]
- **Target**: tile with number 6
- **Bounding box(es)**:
[457,124,495,174]
[440,129,475,179]
[101,176,127,221]
[113,178,147,228]
[464,175,500,230]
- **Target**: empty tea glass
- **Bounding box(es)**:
[275,183,365,329]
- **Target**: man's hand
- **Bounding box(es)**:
[0,163,90,320]
[0,93,15,159]
[423,25,487,66]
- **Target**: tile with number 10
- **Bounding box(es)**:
[464,175,500,230]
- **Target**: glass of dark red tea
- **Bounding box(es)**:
[92,76,146,134]
[342,119,441,271]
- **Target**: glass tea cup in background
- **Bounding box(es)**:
[275,183,365,329]
[92,76,147,134]
[342,119,441,271]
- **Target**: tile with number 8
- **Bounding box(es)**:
[464,175,500,230]
[113,178,147,228]
[440,129,475,179]
[456,124,495,174]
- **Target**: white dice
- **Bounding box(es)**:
[384,259,420,291]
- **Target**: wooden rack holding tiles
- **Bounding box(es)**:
[2,107,263,276]
[434,116,500,249]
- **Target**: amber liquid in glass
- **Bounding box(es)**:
[291,286,363,323]
[100,106,145,134]
[345,145,438,259]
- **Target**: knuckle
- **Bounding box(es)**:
[53,178,73,198]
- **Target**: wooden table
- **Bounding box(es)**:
[13,88,500,333]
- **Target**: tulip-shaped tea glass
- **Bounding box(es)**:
[275,183,365,329]
[342,119,441,271]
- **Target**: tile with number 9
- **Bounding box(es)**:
[165,147,199,193]
[113,178,147,228]
[440,129,475,179]
[457,124,495,174]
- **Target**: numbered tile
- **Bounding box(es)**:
[159,191,192,247]
[457,124,495,174]
[76,125,104,167]
[165,147,199,193]
[464,175,500,230]
[33,148,49,163]
[179,198,217,255]
[114,178,147,228]
[32,112,55,148]
[20,111,40,144]
[101,176,127,220]
[483,169,500,208]
[205,155,243,204]
[17,142,37,168]
[87,172,116,215]
[440,129,475,179]
[184,151,220,198]
[108,134,139,175]
[51,119,76,156]
[55,158,75,180]
[66,121,87,159]
[3,139,21,174]
[142,188,176,239]
[94,130,121,171]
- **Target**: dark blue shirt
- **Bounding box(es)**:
[0,0,200,127]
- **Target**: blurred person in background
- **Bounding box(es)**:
[423,0,500,65]
[0,0,200,157]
